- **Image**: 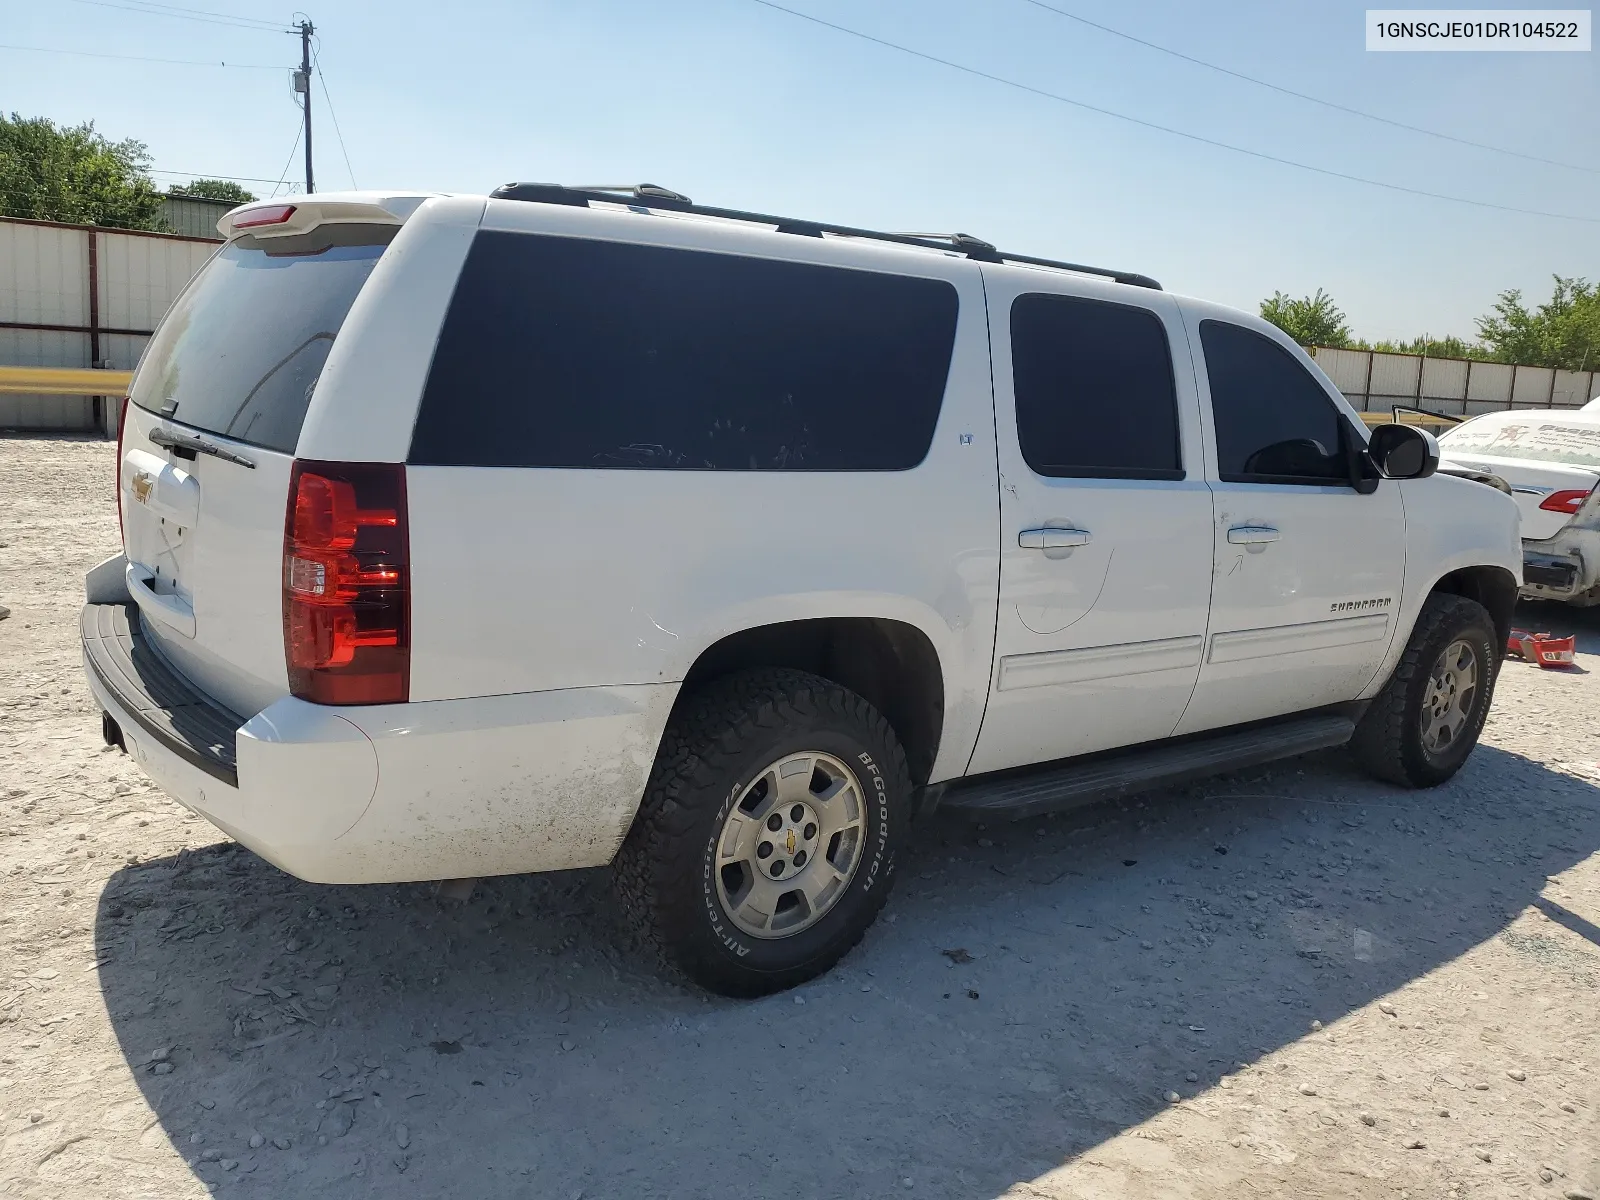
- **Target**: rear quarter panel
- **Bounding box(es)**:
[403,203,1001,783]
[296,195,487,463]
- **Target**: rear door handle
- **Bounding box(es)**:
[1227,525,1280,545]
[1019,527,1092,550]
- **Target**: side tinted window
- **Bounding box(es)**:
[1200,320,1349,484]
[410,232,960,470]
[1010,293,1182,479]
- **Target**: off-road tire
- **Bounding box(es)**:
[613,669,910,997]
[1349,593,1499,787]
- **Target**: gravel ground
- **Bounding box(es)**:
[1,435,1596,1200]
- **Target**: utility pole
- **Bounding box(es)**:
[295,19,315,193]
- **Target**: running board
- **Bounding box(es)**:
[939,713,1356,821]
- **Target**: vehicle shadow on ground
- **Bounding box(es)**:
[94,743,1598,1199]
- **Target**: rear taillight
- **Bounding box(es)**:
[1539,488,1593,516]
[283,460,409,705]
[115,397,129,542]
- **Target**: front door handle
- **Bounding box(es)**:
[1019,527,1092,550]
[1227,524,1280,545]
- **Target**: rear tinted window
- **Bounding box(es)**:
[1010,293,1182,479]
[129,225,393,454]
[410,232,960,470]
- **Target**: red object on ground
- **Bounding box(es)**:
[1507,629,1577,668]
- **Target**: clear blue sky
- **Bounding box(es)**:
[5,0,1596,340]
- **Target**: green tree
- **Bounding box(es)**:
[0,113,164,230]
[1259,289,1353,347]
[168,178,256,204]
[1367,334,1489,360]
[1476,276,1600,371]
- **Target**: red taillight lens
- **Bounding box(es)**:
[283,460,409,705]
[233,203,297,229]
[1538,488,1593,515]
[115,396,129,542]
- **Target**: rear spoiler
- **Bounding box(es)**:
[218,192,438,240]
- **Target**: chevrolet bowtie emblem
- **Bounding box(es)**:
[131,471,155,504]
[785,829,796,854]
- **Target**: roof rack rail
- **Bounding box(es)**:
[487,182,1162,290]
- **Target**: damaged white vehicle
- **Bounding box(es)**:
[1438,406,1600,604]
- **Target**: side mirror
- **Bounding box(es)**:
[1367,424,1439,480]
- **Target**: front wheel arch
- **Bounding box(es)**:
[1423,565,1518,652]
[1351,592,1499,788]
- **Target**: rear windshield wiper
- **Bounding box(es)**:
[149,427,256,469]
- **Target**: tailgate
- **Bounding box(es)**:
[119,222,395,717]
[119,406,296,716]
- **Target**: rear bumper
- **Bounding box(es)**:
[83,601,244,785]
[1520,533,1598,602]
[83,602,677,884]
[1522,554,1580,594]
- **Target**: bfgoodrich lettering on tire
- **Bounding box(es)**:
[613,669,909,997]
[1350,593,1499,788]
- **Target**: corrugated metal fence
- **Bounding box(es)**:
[160,195,232,241]
[1310,345,1597,418]
[0,216,216,434]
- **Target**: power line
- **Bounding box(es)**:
[0,41,280,68]
[270,120,304,198]
[1019,0,1598,176]
[109,0,284,26]
[70,0,285,29]
[60,0,288,33]
[745,0,1599,226]
[312,45,358,189]
[149,168,301,184]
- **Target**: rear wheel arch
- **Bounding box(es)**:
[615,667,911,995]
[676,617,945,787]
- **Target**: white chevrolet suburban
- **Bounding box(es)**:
[83,185,1522,996]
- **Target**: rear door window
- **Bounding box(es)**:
[410,232,960,470]
[1009,292,1182,479]
[1200,320,1350,485]
[129,225,394,454]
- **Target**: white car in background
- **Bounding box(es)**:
[1439,404,1600,605]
